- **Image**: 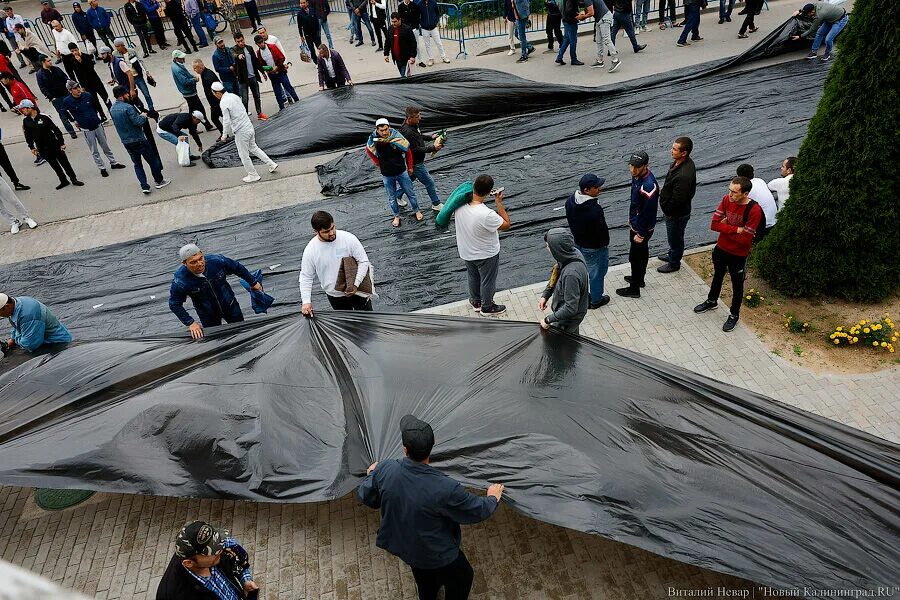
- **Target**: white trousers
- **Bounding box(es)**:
[507,24,516,50]
[0,178,29,224]
[234,128,275,177]
[83,126,118,171]
[420,26,447,60]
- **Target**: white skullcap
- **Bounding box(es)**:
[211,82,225,92]
[375,118,389,126]
[178,244,202,261]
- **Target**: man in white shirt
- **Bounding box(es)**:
[300,211,372,314]
[767,156,795,214]
[453,174,511,316]
[213,81,277,183]
[50,20,79,80]
[736,163,776,231]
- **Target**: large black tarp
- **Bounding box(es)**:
[0,44,830,342]
[0,313,897,589]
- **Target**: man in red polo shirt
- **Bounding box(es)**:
[693,175,762,333]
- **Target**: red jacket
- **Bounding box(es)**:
[8,80,38,108]
[710,195,762,257]
[255,43,287,74]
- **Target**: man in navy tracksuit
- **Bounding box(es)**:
[168,243,262,340]
[616,151,658,298]
[358,414,505,600]
[61,81,126,176]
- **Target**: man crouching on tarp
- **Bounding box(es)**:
[0,292,72,354]
[168,243,264,340]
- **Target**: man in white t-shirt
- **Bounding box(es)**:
[767,156,795,214]
[737,163,776,231]
[453,174,511,316]
[300,210,372,314]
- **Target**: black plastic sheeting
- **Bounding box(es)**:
[0,43,829,343]
[203,17,813,168]
[0,313,897,589]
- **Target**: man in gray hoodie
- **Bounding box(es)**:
[538,228,589,334]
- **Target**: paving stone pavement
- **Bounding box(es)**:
[1,258,896,599]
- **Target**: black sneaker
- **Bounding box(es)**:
[72,180,85,186]
[657,263,680,273]
[70,132,78,139]
[141,186,151,194]
[571,59,584,66]
[820,53,833,62]
[589,295,611,309]
[100,169,109,177]
[634,44,647,53]
[13,182,30,191]
[615,286,640,299]
[527,45,535,55]
[693,299,718,313]
[111,163,127,170]
[469,299,482,312]
[516,56,528,63]
[55,180,70,190]
[623,275,646,288]
[657,252,670,262]
[723,314,739,332]
[480,304,507,316]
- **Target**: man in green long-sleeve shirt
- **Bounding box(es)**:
[791,2,848,61]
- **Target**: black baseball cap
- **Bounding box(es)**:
[175,521,228,558]
[628,151,649,167]
[579,173,605,190]
[801,3,815,13]
[400,414,434,458]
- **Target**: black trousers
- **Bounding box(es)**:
[628,229,653,288]
[95,26,114,49]
[0,143,21,183]
[148,17,168,46]
[42,148,78,183]
[410,551,474,600]
[208,100,223,132]
[326,294,373,311]
[172,19,198,51]
[0,82,12,109]
[323,75,346,89]
[546,14,563,49]
[707,245,747,316]
[372,15,388,48]
[132,23,153,54]
[61,53,78,80]
[739,0,763,34]
[185,94,209,123]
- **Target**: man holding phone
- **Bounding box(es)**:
[453,174,511,316]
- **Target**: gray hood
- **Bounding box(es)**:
[545,228,583,267]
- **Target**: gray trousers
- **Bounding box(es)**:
[83,126,118,171]
[0,177,29,223]
[596,13,618,60]
[464,252,500,309]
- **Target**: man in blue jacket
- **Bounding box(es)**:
[211,36,236,92]
[86,0,114,49]
[358,414,504,600]
[169,244,262,340]
[62,81,125,176]
[70,2,98,51]
[0,293,72,353]
[616,150,658,299]
[141,0,169,49]
[109,85,168,193]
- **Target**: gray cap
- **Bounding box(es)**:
[178,244,202,261]
[113,37,127,47]
[66,79,81,90]
[99,45,112,54]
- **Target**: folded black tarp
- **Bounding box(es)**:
[0,313,897,590]
[203,18,814,168]
[0,54,830,343]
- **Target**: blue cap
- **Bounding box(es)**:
[579,173,605,190]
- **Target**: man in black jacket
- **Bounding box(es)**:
[35,54,77,138]
[68,43,111,114]
[398,105,444,211]
[193,57,223,132]
[18,99,84,189]
[123,0,155,58]
[565,173,611,308]
[156,520,259,600]
[231,32,266,119]
[163,0,199,54]
[358,415,504,600]
[383,12,417,77]
[657,136,697,273]
[296,0,321,64]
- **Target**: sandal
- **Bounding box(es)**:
[391,217,401,228]
[414,212,424,222]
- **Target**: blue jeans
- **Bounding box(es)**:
[664,214,690,266]
[811,14,847,55]
[577,245,609,303]
[354,11,375,43]
[50,97,76,135]
[719,0,735,20]
[134,76,154,111]
[633,0,650,27]
[677,4,700,43]
[516,18,532,58]
[123,140,164,189]
[611,11,640,51]
[157,129,179,146]
[319,18,334,47]
[190,14,209,46]
[383,171,420,215]
[556,22,578,61]
[269,71,299,109]
[397,163,440,206]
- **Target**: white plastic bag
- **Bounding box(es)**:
[176,140,191,167]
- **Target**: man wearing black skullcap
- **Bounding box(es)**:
[357,414,505,600]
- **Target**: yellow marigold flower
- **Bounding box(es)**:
[881,342,887,347]
[837,327,843,331]
[830,334,835,339]
[803,322,809,327]
[873,341,879,347]
[833,339,840,345]
[852,337,859,343]
[864,328,870,334]
[746,295,752,300]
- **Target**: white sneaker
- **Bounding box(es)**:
[154,179,171,189]
[507,49,515,56]
[431,202,444,211]
[442,57,450,63]
[396,197,409,207]
[269,163,278,173]
[24,217,38,229]
[428,58,434,66]
[10,221,20,234]
[243,173,261,183]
